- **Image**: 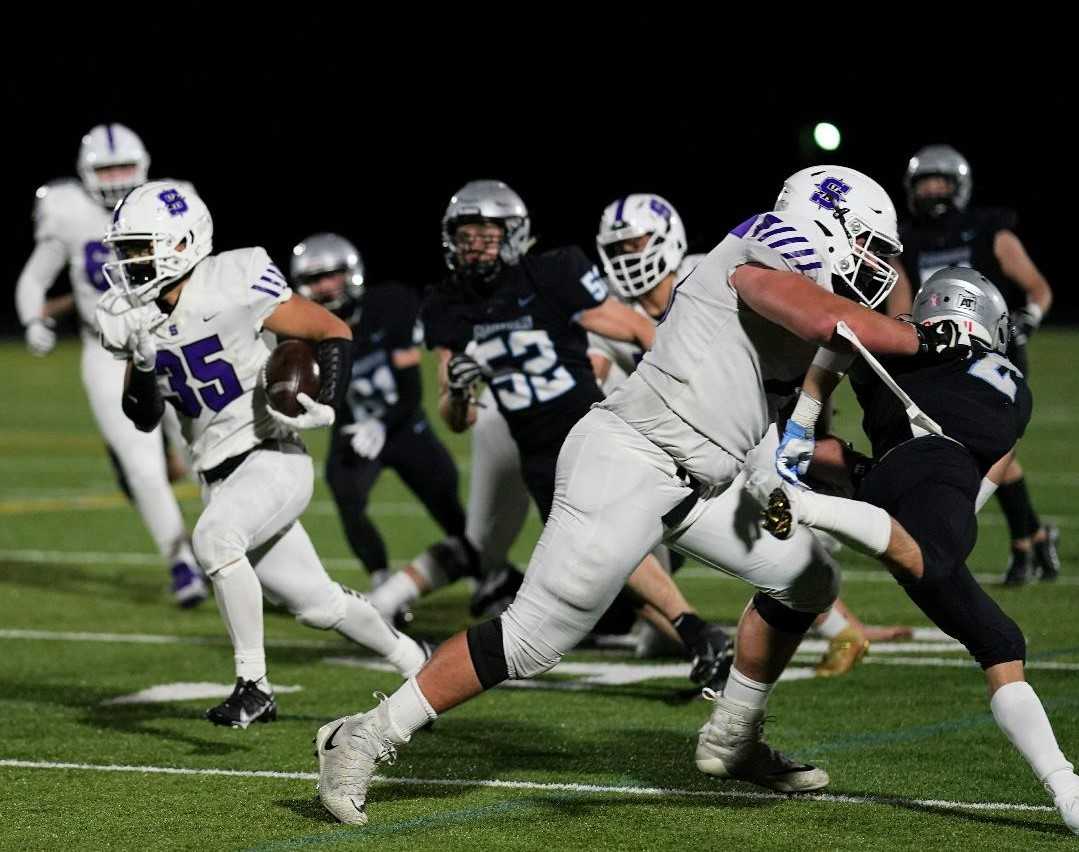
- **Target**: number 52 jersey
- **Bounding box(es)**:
[97,247,295,472]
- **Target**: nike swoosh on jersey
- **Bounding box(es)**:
[518,294,536,307]
[203,313,220,322]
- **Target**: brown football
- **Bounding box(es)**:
[265,340,321,417]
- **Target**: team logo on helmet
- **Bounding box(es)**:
[158,188,189,217]
[811,177,851,211]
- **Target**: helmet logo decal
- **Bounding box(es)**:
[158,188,189,217]
[649,198,672,220]
[811,177,851,210]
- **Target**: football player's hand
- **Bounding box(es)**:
[342,419,387,459]
[1011,305,1041,347]
[447,353,483,397]
[776,421,815,486]
[268,392,336,431]
[25,318,57,357]
[129,327,158,372]
[914,319,971,358]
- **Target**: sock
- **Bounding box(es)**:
[795,490,892,556]
[722,665,775,711]
[672,612,707,650]
[996,479,1040,541]
[816,606,850,639]
[381,677,437,744]
[333,589,427,677]
[991,681,1075,794]
[211,558,266,682]
[368,571,422,618]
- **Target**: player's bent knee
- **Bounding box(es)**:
[466,618,511,688]
[192,520,247,576]
[753,591,819,635]
[775,553,840,615]
[974,615,1027,670]
[294,583,349,630]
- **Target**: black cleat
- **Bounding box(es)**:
[206,678,277,728]
[1002,547,1033,586]
[469,564,525,618]
[1033,524,1061,582]
[688,623,735,691]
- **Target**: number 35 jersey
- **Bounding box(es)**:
[421,246,609,453]
[97,247,294,473]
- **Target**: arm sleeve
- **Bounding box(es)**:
[381,363,422,434]
[15,238,67,326]
[122,365,164,432]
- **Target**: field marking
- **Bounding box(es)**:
[0,628,343,650]
[0,758,1057,817]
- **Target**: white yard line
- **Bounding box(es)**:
[0,758,1056,816]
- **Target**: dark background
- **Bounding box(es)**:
[2,13,1069,334]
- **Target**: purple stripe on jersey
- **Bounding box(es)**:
[614,197,626,223]
[757,226,796,241]
[264,271,287,287]
[769,236,809,248]
[796,262,823,272]
[106,124,115,152]
[729,215,759,238]
[266,263,285,277]
[258,275,282,288]
[782,248,817,258]
[251,284,281,297]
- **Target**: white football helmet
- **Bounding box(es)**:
[775,166,902,309]
[441,180,531,281]
[103,180,213,304]
[596,194,687,299]
[77,124,150,208]
[291,232,366,313]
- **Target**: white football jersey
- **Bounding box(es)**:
[601,213,831,485]
[31,178,196,332]
[97,247,294,472]
[587,255,704,394]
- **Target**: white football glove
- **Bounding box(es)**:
[129,327,158,372]
[775,421,815,486]
[342,419,387,459]
[25,318,57,357]
[267,392,336,431]
[447,352,484,396]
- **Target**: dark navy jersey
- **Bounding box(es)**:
[898,208,1026,311]
[422,246,608,452]
[339,280,425,430]
[851,348,1032,477]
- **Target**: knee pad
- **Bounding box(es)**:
[466,618,510,689]
[753,592,819,635]
[974,617,1026,670]
[295,583,348,630]
[192,519,247,576]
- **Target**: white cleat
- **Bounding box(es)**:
[1053,781,1079,835]
[314,703,400,826]
[695,691,829,792]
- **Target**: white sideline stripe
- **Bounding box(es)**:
[0,629,342,650]
[863,657,1079,672]
[0,759,1056,815]
[4,548,1079,589]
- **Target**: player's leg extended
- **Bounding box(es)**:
[325,432,390,583]
[671,474,836,791]
[315,408,682,825]
[193,445,314,726]
[81,336,205,607]
[251,520,426,678]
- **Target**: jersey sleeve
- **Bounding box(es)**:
[537,246,610,319]
[32,181,78,243]
[740,213,829,285]
[242,247,293,326]
[420,286,466,351]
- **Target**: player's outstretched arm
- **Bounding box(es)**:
[731,264,919,356]
[577,298,655,350]
[437,347,478,433]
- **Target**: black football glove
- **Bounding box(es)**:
[913,319,971,359]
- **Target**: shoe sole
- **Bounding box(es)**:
[695,756,829,792]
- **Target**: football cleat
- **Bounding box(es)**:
[1002,547,1033,586]
[315,702,400,826]
[815,626,870,678]
[1055,784,1079,835]
[688,624,735,691]
[696,691,829,792]
[206,678,277,728]
[171,561,208,609]
[1033,524,1061,582]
